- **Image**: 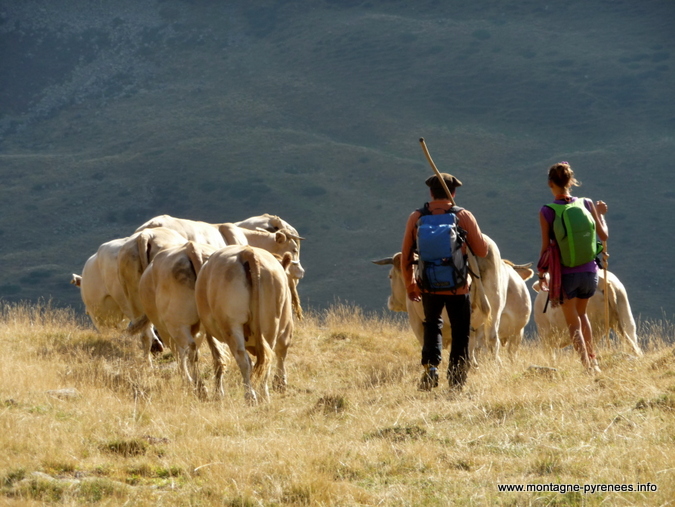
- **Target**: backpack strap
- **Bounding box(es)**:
[416,202,464,216]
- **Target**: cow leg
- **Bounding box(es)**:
[408,314,425,348]
[140,325,162,367]
[229,326,257,403]
[187,341,207,400]
[205,333,227,399]
[165,324,206,399]
[468,327,482,367]
[486,317,502,363]
[615,314,643,357]
[273,339,290,392]
[505,331,522,358]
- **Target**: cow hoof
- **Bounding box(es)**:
[150,339,164,355]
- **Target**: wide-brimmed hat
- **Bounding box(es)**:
[425,173,462,192]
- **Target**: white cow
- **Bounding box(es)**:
[471,235,508,359]
[72,237,132,331]
[135,215,227,249]
[235,213,302,238]
[532,270,642,357]
[131,241,219,396]
[131,241,303,398]
[373,247,530,360]
[195,245,295,403]
[116,226,189,363]
[476,260,533,356]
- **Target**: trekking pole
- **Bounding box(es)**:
[602,240,610,348]
[419,138,456,206]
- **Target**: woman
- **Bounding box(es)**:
[538,162,608,372]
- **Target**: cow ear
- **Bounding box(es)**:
[275,231,287,244]
[269,215,283,231]
[372,257,394,265]
[282,252,293,271]
[393,252,402,267]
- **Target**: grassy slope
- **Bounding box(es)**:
[1,302,674,505]
[0,0,673,321]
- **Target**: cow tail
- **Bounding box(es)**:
[185,241,208,277]
[240,247,273,379]
[290,279,303,320]
[127,314,150,335]
[136,231,152,272]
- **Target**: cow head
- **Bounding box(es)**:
[372,253,407,313]
[272,230,305,280]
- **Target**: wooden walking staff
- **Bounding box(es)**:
[602,240,610,347]
[419,138,456,205]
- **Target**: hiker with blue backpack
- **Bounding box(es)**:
[401,173,489,391]
[537,161,608,373]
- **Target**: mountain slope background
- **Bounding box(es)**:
[0,0,673,324]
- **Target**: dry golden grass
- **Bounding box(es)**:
[1,300,674,506]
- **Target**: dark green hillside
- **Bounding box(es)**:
[0,0,673,325]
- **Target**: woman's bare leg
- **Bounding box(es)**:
[561,297,591,368]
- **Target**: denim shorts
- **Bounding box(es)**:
[562,272,598,299]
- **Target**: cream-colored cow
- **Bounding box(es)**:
[130,241,220,396]
[73,237,132,331]
[235,213,301,238]
[195,245,295,403]
[532,270,642,357]
[117,226,188,363]
[475,260,533,356]
[136,215,227,249]
[131,241,302,398]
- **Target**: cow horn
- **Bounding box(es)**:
[372,257,394,265]
[278,228,305,241]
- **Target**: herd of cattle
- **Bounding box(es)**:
[71,214,304,403]
[71,217,642,403]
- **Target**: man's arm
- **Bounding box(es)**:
[401,211,421,301]
[458,210,488,258]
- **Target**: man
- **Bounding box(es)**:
[401,173,489,391]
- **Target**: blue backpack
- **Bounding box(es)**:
[415,204,468,292]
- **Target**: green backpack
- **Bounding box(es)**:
[546,199,602,267]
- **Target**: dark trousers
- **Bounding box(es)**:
[421,292,471,385]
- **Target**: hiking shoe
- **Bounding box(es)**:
[418,366,439,391]
[591,358,601,373]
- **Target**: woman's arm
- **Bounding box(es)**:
[538,210,551,281]
[589,199,609,242]
[539,210,551,260]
